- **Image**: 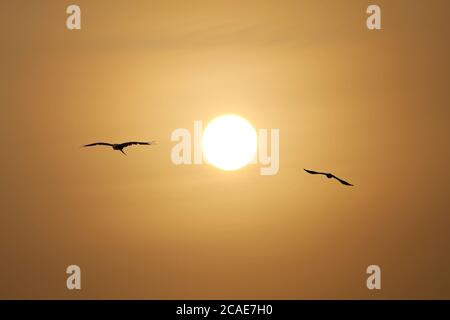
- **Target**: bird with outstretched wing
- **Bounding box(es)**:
[83,141,156,155]
[304,169,353,186]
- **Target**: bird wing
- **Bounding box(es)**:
[83,142,112,147]
[332,175,353,186]
[119,141,153,148]
[304,169,326,175]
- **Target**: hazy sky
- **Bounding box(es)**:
[1,0,449,299]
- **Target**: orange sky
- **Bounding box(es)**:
[0,0,449,299]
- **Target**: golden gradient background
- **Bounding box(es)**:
[1,0,449,299]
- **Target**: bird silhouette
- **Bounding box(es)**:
[303,169,353,186]
[83,141,156,155]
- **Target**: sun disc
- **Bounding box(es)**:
[202,115,257,171]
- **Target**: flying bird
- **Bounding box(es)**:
[83,141,156,155]
[303,169,353,186]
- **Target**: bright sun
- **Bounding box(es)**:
[202,115,257,171]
